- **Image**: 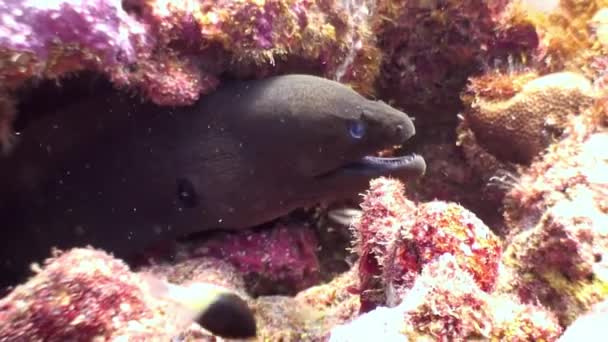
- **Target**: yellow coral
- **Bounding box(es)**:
[490,294,562,341]
[509,0,608,75]
[541,270,608,325]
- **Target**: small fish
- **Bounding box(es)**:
[327,207,363,227]
[141,273,256,339]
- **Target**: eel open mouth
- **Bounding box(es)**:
[342,154,426,177]
[317,153,426,179]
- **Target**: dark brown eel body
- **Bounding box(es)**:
[0,74,425,286]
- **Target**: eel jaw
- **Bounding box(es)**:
[316,153,426,180]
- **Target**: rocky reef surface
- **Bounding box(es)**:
[2,0,608,340]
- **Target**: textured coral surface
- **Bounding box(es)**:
[353,177,501,311]
[454,70,600,234]
[461,71,596,165]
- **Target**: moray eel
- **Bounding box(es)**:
[0,74,424,306]
[0,74,424,337]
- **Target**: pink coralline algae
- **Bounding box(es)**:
[0,246,355,341]
[0,0,370,90]
[179,222,321,296]
[0,0,380,147]
[402,254,495,340]
[352,177,502,312]
[0,0,151,80]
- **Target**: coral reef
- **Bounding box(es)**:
[373,0,538,123]
[400,254,495,340]
[255,269,359,341]
[0,246,359,342]
[330,254,562,341]
[3,0,608,339]
[401,125,509,232]
[0,0,380,146]
[503,97,608,234]
[0,248,222,341]
[460,71,596,166]
[515,0,608,75]
[353,176,417,311]
[353,177,502,312]
[455,70,598,222]
[498,98,608,326]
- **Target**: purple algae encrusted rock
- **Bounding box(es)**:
[124,0,383,93]
[0,0,154,149]
[0,0,380,93]
[178,222,322,296]
[0,0,151,85]
[0,248,213,341]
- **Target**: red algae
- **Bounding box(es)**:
[404,254,494,340]
[456,70,598,225]
[398,201,502,292]
[353,177,501,311]
[352,176,415,311]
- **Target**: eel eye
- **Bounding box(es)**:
[177,178,198,208]
[349,119,366,139]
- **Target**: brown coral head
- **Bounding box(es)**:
[464,72,596,164]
